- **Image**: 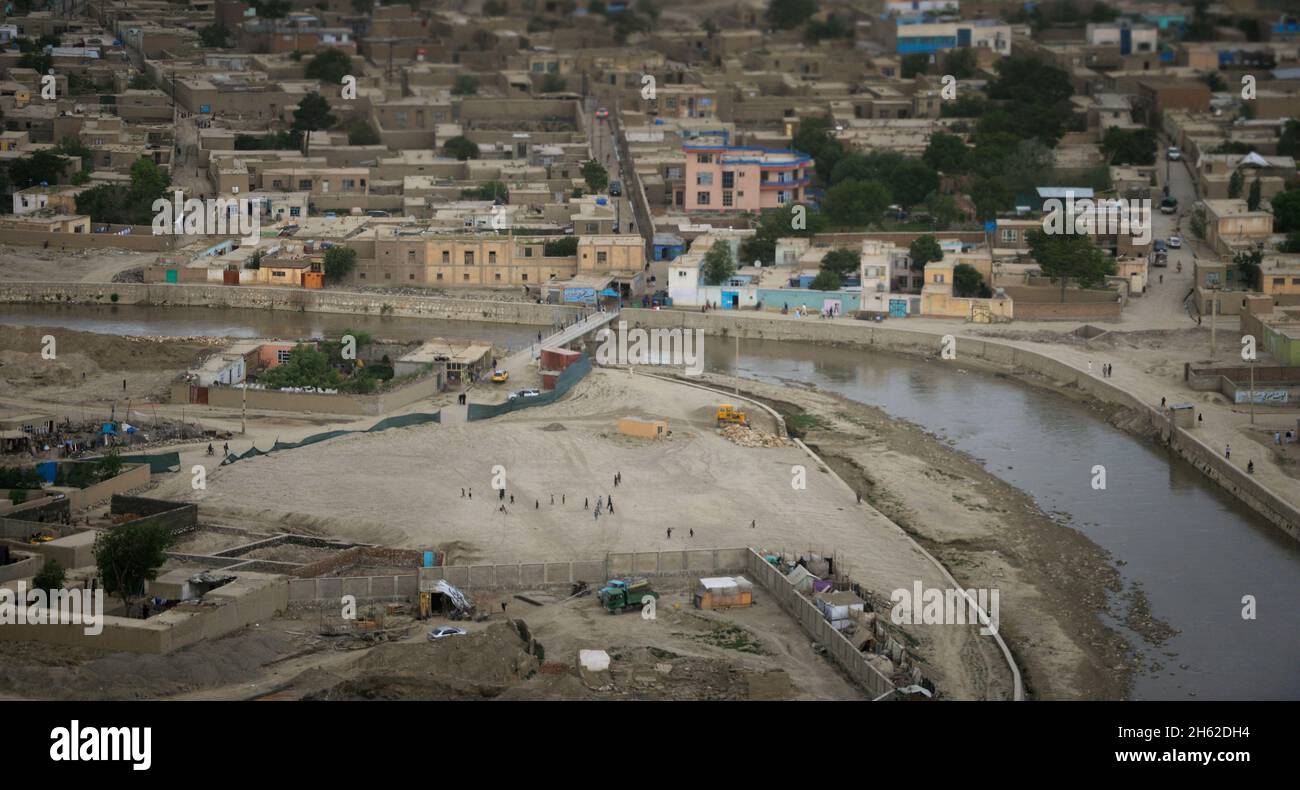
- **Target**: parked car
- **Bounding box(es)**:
[491,370,509,383]
[427,626,467,640]
[508,388,541,400]
[1168,235,1182,249]
[1154,239,1167,253]
[594,108,609,119]
[1159,196,1178,214]
[1167,147,1181,161]
[608,181,623,197]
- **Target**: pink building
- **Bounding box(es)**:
[682,145,814,212]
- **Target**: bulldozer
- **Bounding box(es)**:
[716,404,748,427]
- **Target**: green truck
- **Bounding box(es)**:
[597,578,659,614]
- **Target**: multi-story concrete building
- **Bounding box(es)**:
[682,144,813,213]
[889,18,1012,57]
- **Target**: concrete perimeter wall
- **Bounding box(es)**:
[743,548,894,699]
[626,308,1300,541]
[414,548,750,593]
[288,574,418,602]
[0,282,576,326]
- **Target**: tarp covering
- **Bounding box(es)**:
[221,411,441,466]
[467,355,591,422]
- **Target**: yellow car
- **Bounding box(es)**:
[491,370,509,383]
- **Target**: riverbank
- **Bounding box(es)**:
[624,308,1300,543]
[682,370,1134,700]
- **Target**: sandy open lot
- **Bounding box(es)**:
[185,368,1014,699]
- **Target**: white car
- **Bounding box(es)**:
[1167,147,1181,161]
[427,626,467,640]
[1168,235,1182,249]
[508,388,541,400]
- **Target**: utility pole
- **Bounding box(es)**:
[1210,295,1218,357]
[241,383,247,435]
[1249,360,1255,425]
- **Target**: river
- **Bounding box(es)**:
[0,303,544,351]
[705,337,1300,701]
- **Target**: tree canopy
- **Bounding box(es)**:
[94,520,173,613]
[1025,229,1117,301]
[701,240,736,286]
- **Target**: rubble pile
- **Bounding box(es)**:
[717,423,791,448]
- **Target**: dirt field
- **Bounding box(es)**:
[184,369,1015,699]
[0,245,156,283]
[0,324,218,405]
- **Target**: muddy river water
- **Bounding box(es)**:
[3,304,1298,699]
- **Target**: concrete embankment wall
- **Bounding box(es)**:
[0,282,576,326]
[624,308,1300,541]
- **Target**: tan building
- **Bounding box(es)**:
[1200,199,1274,257]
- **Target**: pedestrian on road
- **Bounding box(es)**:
[1274,432,1281,445]
[499,488,505,501]
[535,499,539,509]
[510,494,514,504]
[689,529,694,538]
[750,519,756,529]
[608,500,614,514]
[856,491,862,504]
[667,528,672,539]
[468,488,472,499]
[562,494,566,504]
[461,488,465,497]
[1161,397,1166,407]
[1198,413,1204,423]
[1248,461,1255,474]
[1088,360,1093,376]
[223,442,229,455]
[501,601,508,613]
[584,497,589,509]
[499,504,506,514]
[550,494,555,505]
[1225,444,1231,459]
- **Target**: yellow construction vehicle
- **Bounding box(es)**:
[716,404,748,426]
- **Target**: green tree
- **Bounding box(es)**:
[8,150,70,188]
[1233,248,1263,290]
[1025,229,1117,302]
[810,269,842,290]
[819,248,860,278]
[701,240,736,285]
[901,53,930,79]
[739,203,824,264]
[94,520,173,614]
[460,180,509,201]
[765,0,817,30]
[32,558,65,593]
[942,47,977,80]
[923,131,969,173]
[1270,187,1300,232]
[581,159,609,193]
[199,24,233,48]
[346,119,380,145]
[908,234,944,272]
[262,344,342,390]
[1247,177,1262,211]
[443,136,480,160]
[1228,168,1244,199]
[292,91,336,133]
[1278,118,1300,158]
[822,179,891,227]
[1101,127,1157,165]
[952,263,988,297]
[323,246,357,283]
[544,236,579,256]
[128,157,169,205]
[452,75,480,96]
[305,48,353,85]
